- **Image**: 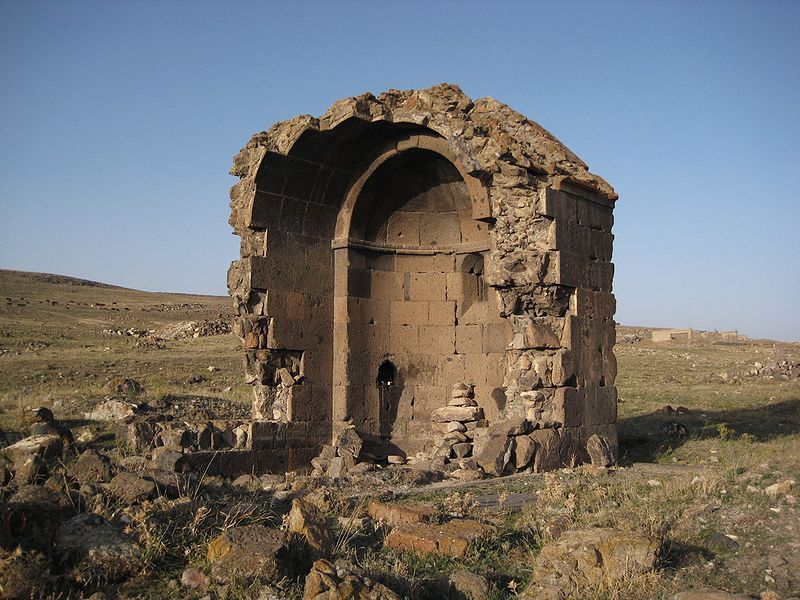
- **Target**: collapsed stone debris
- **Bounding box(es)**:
[224,83,619,475]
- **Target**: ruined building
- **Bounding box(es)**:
[227,84,618,472]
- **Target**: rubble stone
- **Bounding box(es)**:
[384,519,495,557]
[70,449,113,483]
[108,472,156,503]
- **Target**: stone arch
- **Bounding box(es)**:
[331,134,510,457]
[334,132,491,246]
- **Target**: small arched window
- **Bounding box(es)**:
[459,254,487,315]
[376,360,396,387]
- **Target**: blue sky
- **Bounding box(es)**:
[1,1,798,341]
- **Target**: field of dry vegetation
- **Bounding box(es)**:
[0,270,798,600]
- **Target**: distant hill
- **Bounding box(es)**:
[0,269,125,289]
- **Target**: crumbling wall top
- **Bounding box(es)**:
[230,83,617,202]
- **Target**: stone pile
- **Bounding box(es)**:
[430,383,486,462]
[742,359,800,381]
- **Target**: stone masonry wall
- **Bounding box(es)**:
[228,84,618,471]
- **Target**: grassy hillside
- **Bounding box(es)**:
[0,269,249,431]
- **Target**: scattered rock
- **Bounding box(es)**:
[181,567,211,591]
[659,421,689,438]
[108,472,157,503]
[449,568,490,600]
[102,377,143,395]
[70,449,113,483]
[703,531,739,551]
[207,525,288,583]
[384,519,495,558]
[86,398,139,420]
[764,480,795,497]
[520,527,658,599]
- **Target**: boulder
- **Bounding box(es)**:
[108,472,156,503]
[70,449,113,483]
[473,429,514,476]
[586,434,615,467]
[529,429,562,472]
[4,434,63,461]
[150,446,185,472]
[57,513,139,583]
[6,485,70,552]
[384,519,495,558]
[449,569,490,600]
[207,525,288,583]
[520,527,657,599]
[141,468,184,499]
[13,454,48,484]
[452,442,473,459]
[86,398,139,421]
[514,435,536,470]
[303,559,401,600]
[287,498,333,558]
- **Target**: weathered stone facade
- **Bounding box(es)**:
[227,84,618,471]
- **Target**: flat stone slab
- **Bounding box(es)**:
[367,500,437,526]
[471,492,537,512]
[4,434,63,460]
[384,519,495,557]
[431,406,484,423]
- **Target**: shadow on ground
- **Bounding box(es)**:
[617,396,800,463]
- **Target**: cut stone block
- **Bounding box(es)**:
[384,519,495,557]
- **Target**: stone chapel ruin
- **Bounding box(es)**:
[227,84,618,474]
